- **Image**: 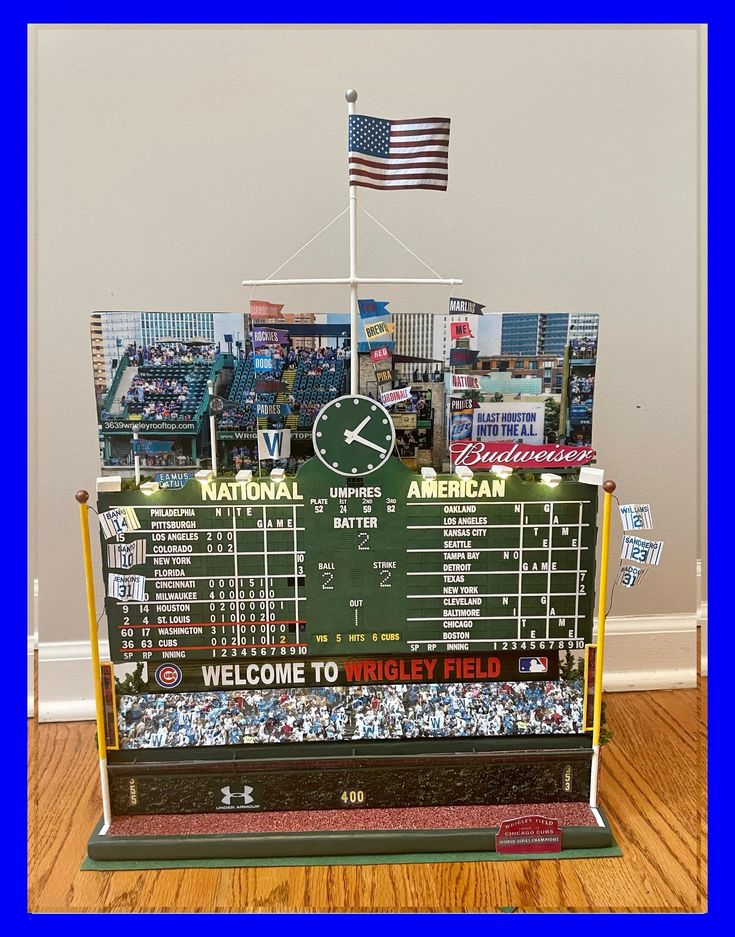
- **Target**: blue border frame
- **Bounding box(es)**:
[14,4,721,929]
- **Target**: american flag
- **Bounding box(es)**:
[348,114,450,191]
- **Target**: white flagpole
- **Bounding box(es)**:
[132,428,140,486]
[207,379,218,476]
[346,89,359,394]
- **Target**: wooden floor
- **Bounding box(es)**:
[28,683,707,913]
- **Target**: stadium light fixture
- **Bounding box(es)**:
[490,465,513,479]
[139,481,160,496]
[540,473,562,488]
[454,465,473,480]
[96,476,122,493]
[578,466,605,486]
[270,468,286,481]
[420,467,437,480]
[195,469,215,484]
[235,469,253,482]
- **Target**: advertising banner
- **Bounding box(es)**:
[450,441,596,470]
[473,402,545,444]
[450,412,474,441]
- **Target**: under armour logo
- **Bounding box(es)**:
[220,785,254,806]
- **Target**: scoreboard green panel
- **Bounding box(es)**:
[98,456,597,663]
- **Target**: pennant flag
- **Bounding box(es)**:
[381,385,413,406]
[451,373,481,391]
[450,321,474,340]
[210,396,246,415]
[449,297,485,316]
[99,507,141,540]
[621,536,664,566]
[617,564,649,589]
[358,299,390,320]
[370,346,391,364]
[449,348,479,367]
[252,327,289,347]
[255,378,287,394]
[374,367,394,386]
[249,300,284,321]
[364,320,394,341]
[132,439,174,455]
[107,539,147,570]
[256,403,291,418]
[450,396,480,413]
[619,504,654,531]
[107,573,146,602]
[349,114,450,191]
[258,429,291,460]
[253,353,273,373]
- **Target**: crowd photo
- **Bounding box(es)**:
[117,678,584,749]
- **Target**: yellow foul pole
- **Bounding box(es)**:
[76,490,113,828]
[590,479,616,808]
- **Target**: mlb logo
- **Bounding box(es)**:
[519,657,548,674]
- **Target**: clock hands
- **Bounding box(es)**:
[344,415,371,439]
[344,416,388,457]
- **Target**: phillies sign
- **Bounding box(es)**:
[450,441,596,469]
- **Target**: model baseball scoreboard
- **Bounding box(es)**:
[85,395,614,859]
[101,401,596,666]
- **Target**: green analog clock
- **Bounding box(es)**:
[312,394,396,476]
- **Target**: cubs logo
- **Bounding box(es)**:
[155,663,183,688]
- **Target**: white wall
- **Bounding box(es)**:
[29,25,705,710]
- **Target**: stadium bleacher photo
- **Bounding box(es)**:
[90,311,351,478]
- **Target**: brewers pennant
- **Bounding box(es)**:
[348,115,450,191]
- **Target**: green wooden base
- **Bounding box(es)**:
[86,807,615,862]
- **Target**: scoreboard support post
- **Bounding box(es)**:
[76,490,113,832]
[590,479,616,810]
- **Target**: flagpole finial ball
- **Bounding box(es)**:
[602,480,616,494]
[345,89,358,103]
[75,490,90,503]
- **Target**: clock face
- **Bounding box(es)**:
[312,395,396,476]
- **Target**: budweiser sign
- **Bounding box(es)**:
[450,441,596,470]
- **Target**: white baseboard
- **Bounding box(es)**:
[37,638,110,723]
[37,613,698,722]
[699,601,708,677]
[27,635,35,718]
[599,613,697,691]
